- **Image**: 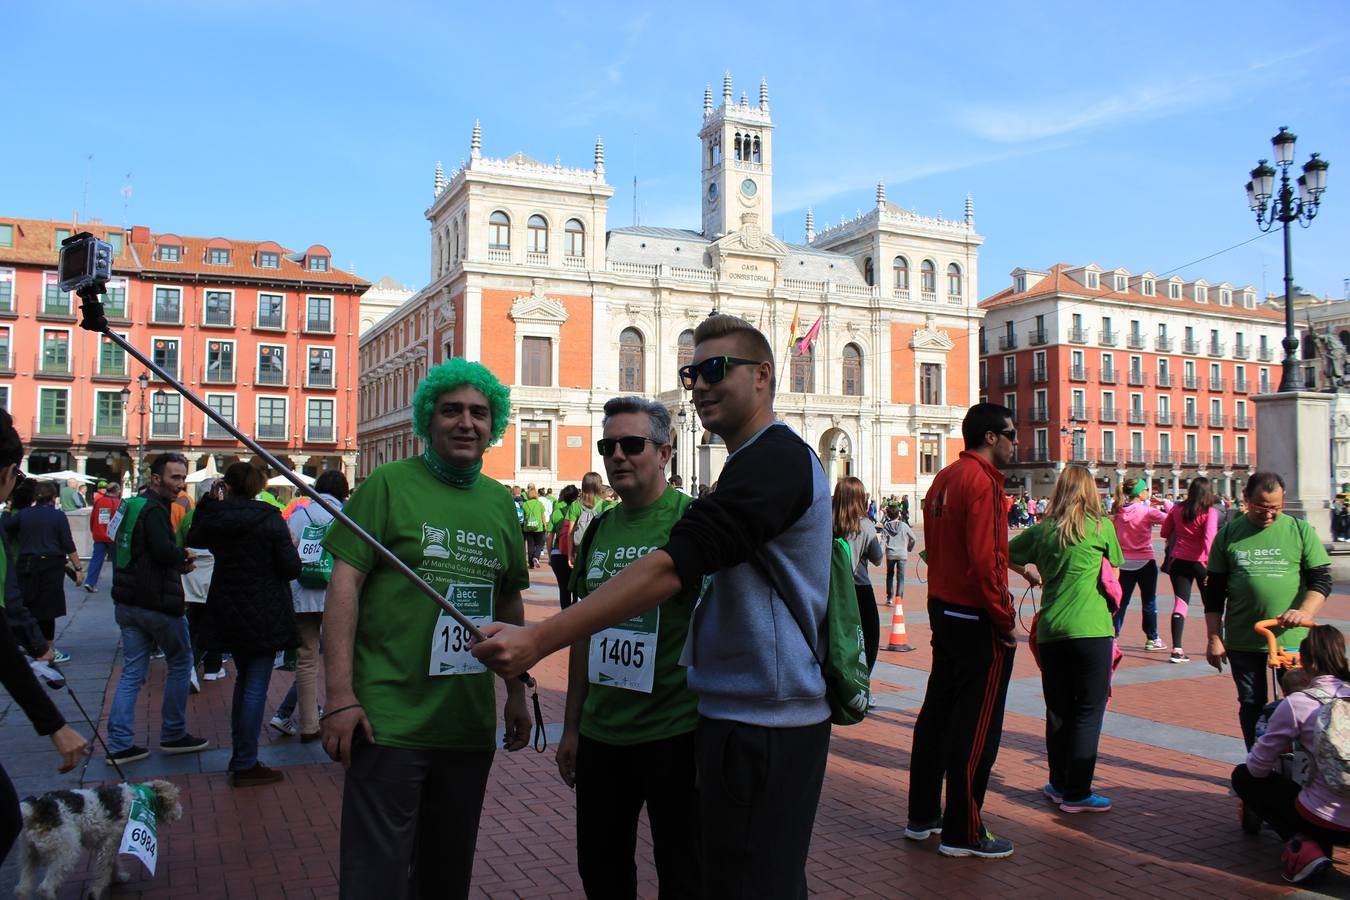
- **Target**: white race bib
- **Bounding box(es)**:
[97,507,112,525]
[428,583,493,677]
[298,535,325,564]
[106,506,126,540]
[118,784,159,875]
[588,608,659,693]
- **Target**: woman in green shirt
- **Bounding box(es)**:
[1010,465,1123,815]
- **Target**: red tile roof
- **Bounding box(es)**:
[980,263,1281,321]
[0,216,368,290]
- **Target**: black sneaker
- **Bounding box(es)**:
[938,830,1014,859]
[903,818,943,841]
[160,734,210,755]
[108,746,149,764]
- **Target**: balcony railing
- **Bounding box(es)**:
[525,251,548,267]
[204,306,233,327]
[203,364,235,385]
[256,311,284,330]
[1128,450,1150,465]
[257,367,287,386]
[1156,372,1173,388]
[1031,366,1048,383]
[1234,377,1249,394]
[306,426,336,442]
[32,416,70,438]
[1099,330,1118,347]
[1156,336,1174,352]
[1208,451,1226,466]
[1234,345,1250,359]
[998,335,1018,351]
[1183,413,1200,427]
[487,248,511,263]
[257,422,287,441]
[1098,448,1119,465]
[1234,415,1252,429]
[1235,452,1251,467]
[1209,414,1226,428]
[305,317,334,334]
[1127,409,1147,425]
[1155,411,1174,426]
[1028,447,1051,462]
[1028,329,1049,346]
[36,352,71,376]
[1099,407,1119,424]
[1181,452,1201,466]
[1258,347,1275,362]
[1099,367,1118,385]
[1067,327,1090,344]
[1156,450,1174,466]
[1128,370,1147,387]
[1069,406,1088,422]
[1182,376,1199,390]
[1069,366,1089,382]
[1069,447,1092,464]
[1208,342,1226,358]
[1209,377,1226,392]
[1030,406,1050,423]
[306,370,335,388]
[1182,339,1201,355]
[90,417,125,439]
[1127,333,1147,350]
[204,420,235,440]
[1000,371,1017,386]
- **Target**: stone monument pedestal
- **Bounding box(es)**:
[1252,391,1333,541]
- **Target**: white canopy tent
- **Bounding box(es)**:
[31,470,97,483]
[267,472,315,488]
[185,459,220,485]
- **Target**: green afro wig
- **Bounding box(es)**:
[412,359,512,443]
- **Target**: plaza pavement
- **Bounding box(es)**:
[3,529,1350,898]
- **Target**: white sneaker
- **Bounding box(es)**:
[203,667,227,681]
[189,668,201,694]
[269,714,298,737]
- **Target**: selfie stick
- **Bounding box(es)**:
[76,288,546,749]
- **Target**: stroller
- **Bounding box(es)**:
[1240,617,1318,833]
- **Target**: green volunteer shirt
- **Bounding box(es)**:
[1208,513,1331,653]
[521,497,546,532]
[323,458,529,751]
[570,487,699,745]
[1009,516,1123,644]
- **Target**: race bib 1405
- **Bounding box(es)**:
[588,608,659,693]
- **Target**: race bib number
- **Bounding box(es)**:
[588,608,659,693]
[106,506,126,540]
[97,508,112,525]
[298,533,325,564]
[118,784,159,875]
[428,583,493,677]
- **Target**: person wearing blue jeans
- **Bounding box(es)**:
[107,606,197,759]
[229,653,277,771]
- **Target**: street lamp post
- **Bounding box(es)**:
[676,403,699,492]
[1246,126,1330,391]
[119,372,151,487]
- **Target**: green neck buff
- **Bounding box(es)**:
[421,449,482,489]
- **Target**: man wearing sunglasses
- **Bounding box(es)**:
[476,314,833,898]
[1203,471,1331,749]
[906,403,1020,860]
[555,396,701,898]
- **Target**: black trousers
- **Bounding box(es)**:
[549,553,573,609]
[1037,636,1113,801]
[1229,649,1273,750]
[908,597,1017,846]
[696,715,830,900]
[0,761,19,865]
[1231,764,1350,847]
[339,738,494,900]
[525,531,544,565]
[855,583,879,674]
[1112,561,1159,640]
[576,732,700,900]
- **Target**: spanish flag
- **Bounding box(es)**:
[787,304,801,354]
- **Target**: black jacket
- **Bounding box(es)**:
[186,496,300,655]
[111,490,189,616]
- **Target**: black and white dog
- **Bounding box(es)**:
[17,779,182,900]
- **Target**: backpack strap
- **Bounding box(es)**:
[568,508,608,598]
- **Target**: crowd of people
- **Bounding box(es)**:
[0,314,1345,895]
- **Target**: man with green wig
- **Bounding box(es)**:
[320,358,533,900]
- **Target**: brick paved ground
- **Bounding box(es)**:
[4,529,1350,898]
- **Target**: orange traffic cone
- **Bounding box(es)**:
[886,599,915,652]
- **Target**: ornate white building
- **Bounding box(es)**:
[357,75,984,507]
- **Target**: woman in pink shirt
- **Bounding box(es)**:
[1110,477,1168,648]
[1160,477,1219,664]
[1231,625,1350,885]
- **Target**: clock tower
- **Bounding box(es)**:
[700,73,774,239]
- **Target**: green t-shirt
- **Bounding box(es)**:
[323,458,529,751]
[521,497,546,532]
[1009,517,1123,644]
[548,500,574,532]
[570,487,700,745]
[1208,514,1331,653]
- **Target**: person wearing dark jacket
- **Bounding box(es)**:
[106,452,210,764]
[0,409,88,863]
[187,462,301,787]
[2,479,50,660]
[6,482,83,659]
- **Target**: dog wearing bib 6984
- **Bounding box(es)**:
[17,779,182,900]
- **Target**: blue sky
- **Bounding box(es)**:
[6,1,1349,301]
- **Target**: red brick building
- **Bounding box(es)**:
[978,263,1286,499]
[0,217,367,482]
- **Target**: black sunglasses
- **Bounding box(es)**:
[597,436,661,458]
[994,428,1018,442]
[677,356,762,391]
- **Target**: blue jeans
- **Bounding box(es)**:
[107,605,193,753]
[230,652,275,771]
[275,682,298,720]
[1112,561,1159,641]
[85,541,114,588]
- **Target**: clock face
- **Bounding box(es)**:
[740,178,758,198]
[707,182,718,200]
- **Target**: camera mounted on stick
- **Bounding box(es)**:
[58,231,113,333]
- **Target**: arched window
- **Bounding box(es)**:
[842,343,863,396]
[921,259,937,294]
[752,135,761,163]
[527,215,548,254]
[893,256,909,291]
[564,219,585,258]
[619,328,644,392]
[451,221,459,262]
[677,329,695,369]
[488,211,510,250]
[790,346,815,393]
[734,132,743,160]
[863,257,874,286]
[947,263,963,298]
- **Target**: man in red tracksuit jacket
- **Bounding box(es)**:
[905,403,1019,859]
